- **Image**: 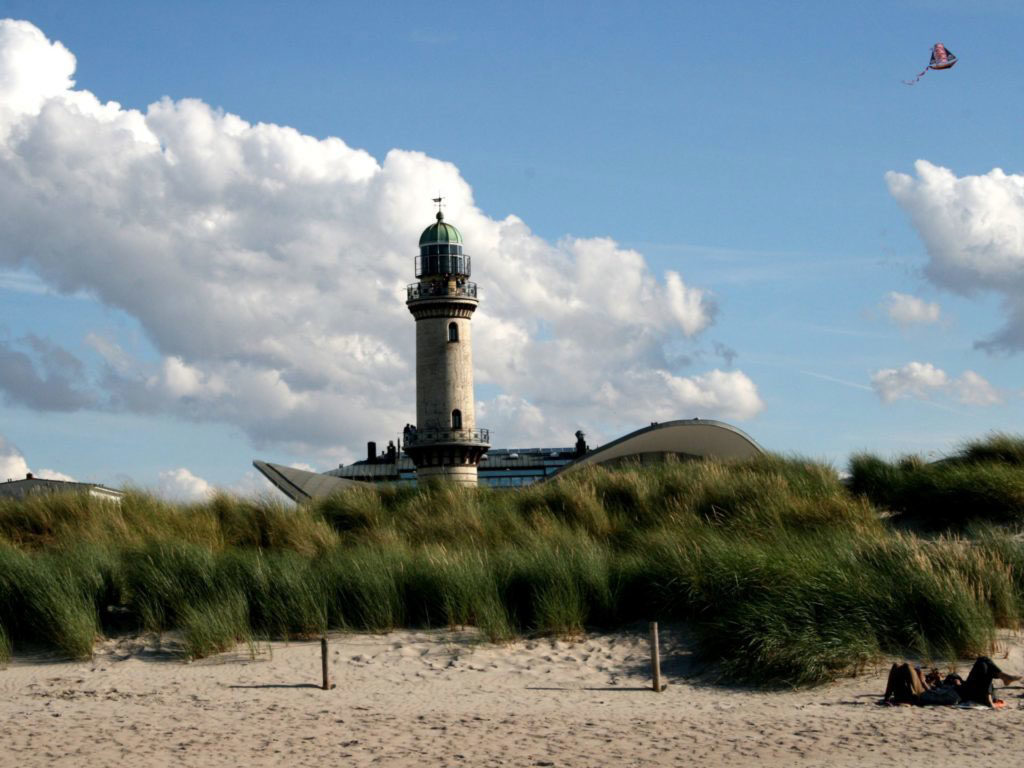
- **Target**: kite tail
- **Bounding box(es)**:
[903,67,929,85]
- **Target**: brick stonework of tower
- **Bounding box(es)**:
[404,209,489,485]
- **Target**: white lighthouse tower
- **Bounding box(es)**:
[404,204,489,485]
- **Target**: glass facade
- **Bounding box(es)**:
[480,474,540,487]
[415,252,471,278]
[423,244,463,256]
[330,448,578,489]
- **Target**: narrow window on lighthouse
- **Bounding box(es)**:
[448,322,459,342]
[451,409,462,429]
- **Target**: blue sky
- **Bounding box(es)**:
[0,1,1022,496]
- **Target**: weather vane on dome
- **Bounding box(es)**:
[433,194,444,219]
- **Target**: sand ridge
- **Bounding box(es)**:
[1,626,1022,767]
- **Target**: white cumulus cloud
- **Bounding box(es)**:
[882,291,941,328]
[156,467,214,502]
[870,362,1002,406]
[0,20,760,461]
[0,20,75,128]
[951,370,1003,406]
[871,362,948,403]
[887,160,1024,351]
[0,433,77,481]
[34,468,75,481]
[0,435,30,480]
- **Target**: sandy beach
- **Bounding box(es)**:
[1,626,1021,768]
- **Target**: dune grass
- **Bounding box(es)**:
[0,440,1022,685]
[849,433,1024,529]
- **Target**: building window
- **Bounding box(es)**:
[451,409,462,429]
[448,322,459,342]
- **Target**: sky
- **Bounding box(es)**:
[0,1,1023,498]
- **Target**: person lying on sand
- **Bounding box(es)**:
[956,656,1020,707]
[883,657,1020,708]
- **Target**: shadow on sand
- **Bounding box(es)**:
[227,683,323,690]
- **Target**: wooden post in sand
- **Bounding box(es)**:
[649,622,665,692]
[321,636,331,690]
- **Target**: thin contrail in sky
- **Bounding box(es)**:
[799,370,965,415]
[798,370,873,391]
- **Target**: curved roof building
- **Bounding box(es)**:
[552,419,763,477]
[254,420,764,502]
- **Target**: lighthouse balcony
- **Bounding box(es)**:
[406,281,478,302]
[404,427,490,448]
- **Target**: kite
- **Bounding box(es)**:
[904,43,957,85]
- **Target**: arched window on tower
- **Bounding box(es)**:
[451,409,462,429]
[448,322,459,342]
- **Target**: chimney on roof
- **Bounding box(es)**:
[26,472,33,480]
[367,441,377,464]
[574,430,588,458]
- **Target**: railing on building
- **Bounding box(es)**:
[404,427,490,447]
[406,281,478,301]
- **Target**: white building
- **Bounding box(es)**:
[0,473,123,503]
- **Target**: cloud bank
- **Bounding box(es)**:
[887,160,1024,351]
[870,362,1001,406]
[0,20,761,462]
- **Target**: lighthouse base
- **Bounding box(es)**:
[415,464,479,486]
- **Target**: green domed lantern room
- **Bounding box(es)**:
[415,210,470,280]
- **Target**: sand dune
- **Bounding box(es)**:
[1,626,1021,767]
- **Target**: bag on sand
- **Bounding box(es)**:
[883,662,927,705]
[919,685,960,706]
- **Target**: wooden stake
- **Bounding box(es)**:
[321,635,332,690]
[650,621,665,692]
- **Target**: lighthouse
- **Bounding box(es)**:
[404,205,489,485]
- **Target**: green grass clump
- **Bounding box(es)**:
[849,433,1024,529]
[0,544,99,658]
[960,433,1024,466]
[180,591,253,660]
[0,444,1022,688]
